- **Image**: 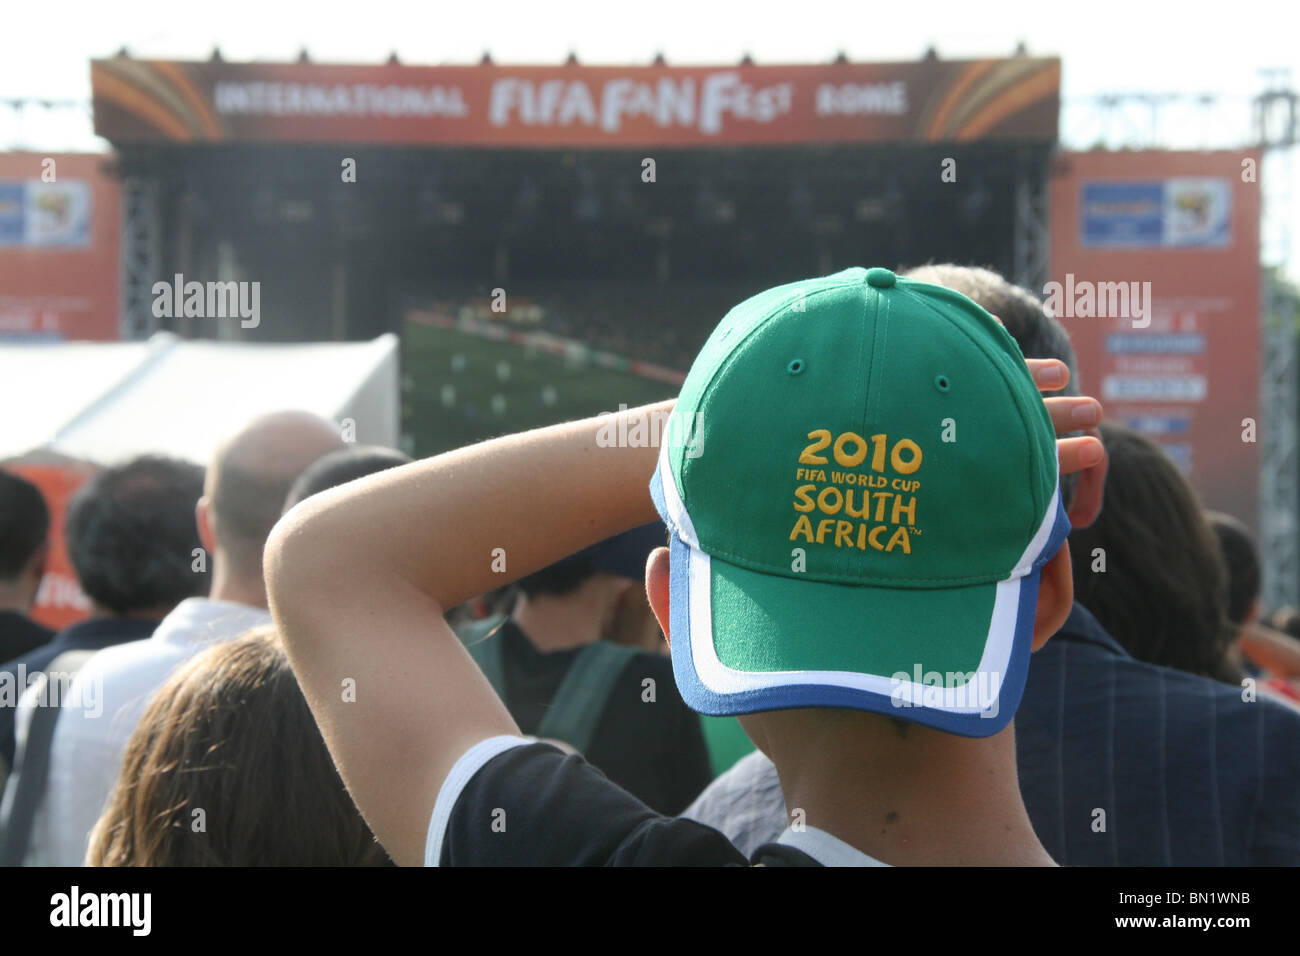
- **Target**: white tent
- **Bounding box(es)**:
[0,332,400,464]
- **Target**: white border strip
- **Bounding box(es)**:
[655,439,699,548]
[685,485,1062,714]
[425,734,533,866]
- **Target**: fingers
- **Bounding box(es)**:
[1020,356,1107,477]
[1025,358,1070,392]
[1044,396,1102,435]
[1057,435,1105,475]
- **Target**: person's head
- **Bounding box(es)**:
[1206,511,1261,631]
[87,625,387,866]
[515,523,666,646]
[66,455,208,620]
[198,411,346,605]
[0,469,50,613]
[282,445,412,513]
[1068,424,1238,683]
[903,263,1104,528]
[644,267,1074,764]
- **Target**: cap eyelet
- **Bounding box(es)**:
[787,358,806,376]
[934,374,951,392]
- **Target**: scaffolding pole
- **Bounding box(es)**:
[1012,148,1050,294]
[119,176,162,340]
[1256,73,1299,607]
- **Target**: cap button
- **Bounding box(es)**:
[866,267,896,289]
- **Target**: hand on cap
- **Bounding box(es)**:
[1024,358,1106,478]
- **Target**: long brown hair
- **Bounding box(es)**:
[1068,424,1239,684]
[87,626,387,866]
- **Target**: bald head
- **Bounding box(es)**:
[204,411,345,584]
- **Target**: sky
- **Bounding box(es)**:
[3,0,1298,273]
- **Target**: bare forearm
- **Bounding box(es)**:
[273,400,669,610]
[264,400,673,864]
[1239,624,1300,679]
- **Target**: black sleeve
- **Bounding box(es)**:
[649,657,714,815]
[439,742,747,866]
[0,697,15,768]
[584,654,713,816]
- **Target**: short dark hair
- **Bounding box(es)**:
[65,455,209,615]
[517,555,596,599]
[1068,425,1237,683]
[0,469,50,580]
[516,523,664,599]
[903,264,1082,505]
[282,446,412,512]
[1207,511,1261,627]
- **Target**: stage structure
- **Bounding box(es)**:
[89,53,1061,346]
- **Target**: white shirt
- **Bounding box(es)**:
[775,825,890,867]
[14,597,270,866]
[683,748,788,855]
[684,750,895,865]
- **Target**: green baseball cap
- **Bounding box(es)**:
[649,266,1070,736]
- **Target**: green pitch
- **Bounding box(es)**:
[402,321,681,457]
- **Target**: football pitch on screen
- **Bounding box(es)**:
[402,321,680,457]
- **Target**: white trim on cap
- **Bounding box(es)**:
[683,484,1063,716]
[655,438,699,548]
[1010,470,1062,577]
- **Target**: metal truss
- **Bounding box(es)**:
[119,176,162,340]
[1012,148,1050,294]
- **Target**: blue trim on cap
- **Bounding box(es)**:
[666,487,1074,738]
[1037,490,1073,568]
[667,534,700,701]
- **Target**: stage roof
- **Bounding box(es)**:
[91,55,1059,148]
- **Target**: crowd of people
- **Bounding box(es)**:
[438,278,757,371]
[1,263,1297,867]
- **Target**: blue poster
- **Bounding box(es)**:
[1082,182,1164,246]
[1082,178,1230,248]
[0,180,91,248]
[0,182,24,246]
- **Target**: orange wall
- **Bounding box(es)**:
[0,151,120,341]
[1050,149,1261,531]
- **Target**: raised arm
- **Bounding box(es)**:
[266,363,1100,867]
[264,401,669,865]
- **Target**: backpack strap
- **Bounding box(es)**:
[456,617,640,756]
[536,641,639,756]
[457,616,508,699]
[0,649,97,866]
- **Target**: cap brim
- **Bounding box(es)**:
[653,463,1070,738]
